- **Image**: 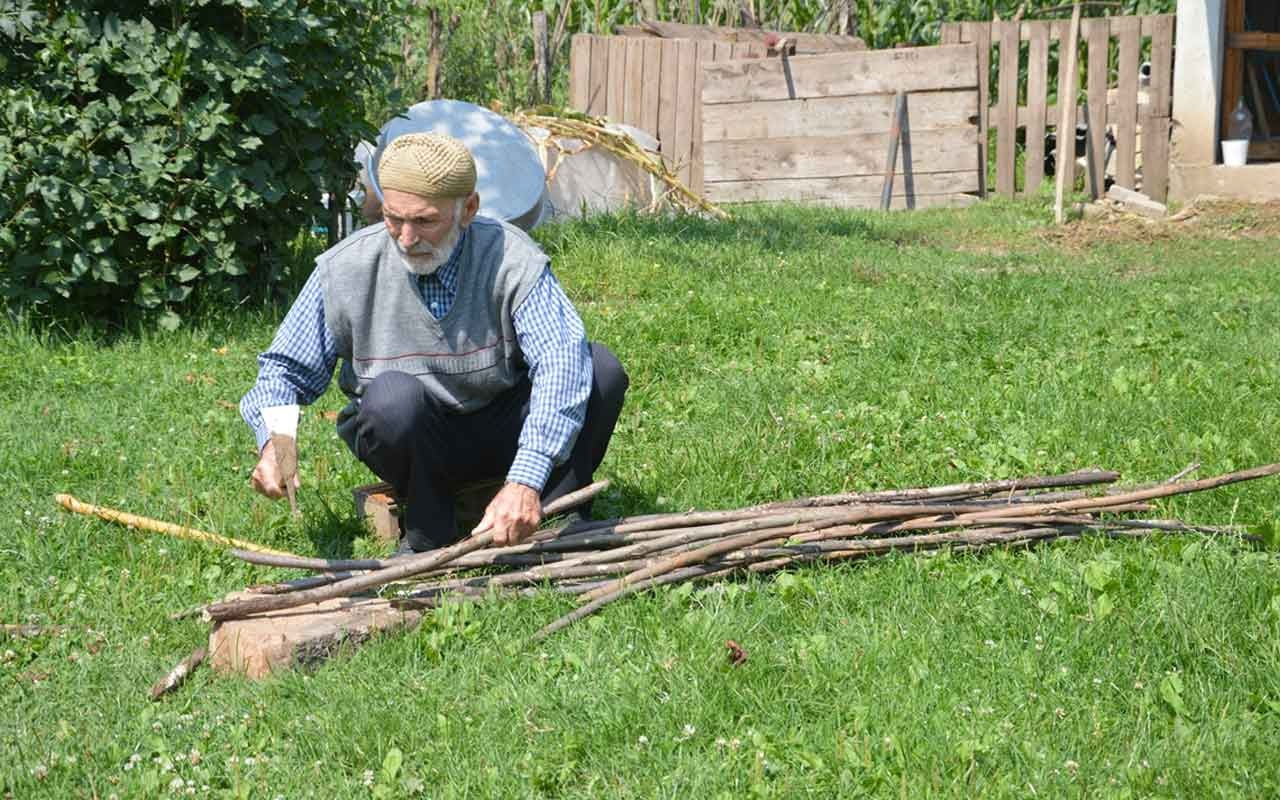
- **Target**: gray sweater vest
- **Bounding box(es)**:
[321,217,547,441]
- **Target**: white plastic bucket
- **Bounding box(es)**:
[1222,139,1249,167]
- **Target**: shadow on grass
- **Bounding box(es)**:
[297,489,371,560]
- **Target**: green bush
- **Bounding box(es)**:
[0,0,411,326]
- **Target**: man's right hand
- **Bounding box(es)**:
[251,440,300,499]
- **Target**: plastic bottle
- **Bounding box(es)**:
[1227,97,1253,141]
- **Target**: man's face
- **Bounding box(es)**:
[382,189,478,275]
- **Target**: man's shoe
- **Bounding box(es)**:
[392,536,417,558]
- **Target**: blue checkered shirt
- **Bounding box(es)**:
[240,228,593,491]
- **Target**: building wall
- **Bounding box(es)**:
[1170,0,1226,166]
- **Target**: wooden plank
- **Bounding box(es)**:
[569,35,592,111]
[1246,140,1280,160]
[700,44,978,104]
[1143,15,1174,201]
[639,38,663,137]
[656,39,681,172]
[1221,0,1245,156]
[691,39,714,194]
[1083,18,1109,199]
[995,21,1020,197]
[671,40,698,186]
[1054,5,1082,224]
[702,128,980,183]
[701,90,977,142]
[963,22,991,197]
[711,40,733,62]
[636,19,866,53]
[940,23,961,45]
[705,171,980,203]
[1024,23,1049,195]
[624,37,646,127]
[606,36,628,122]
[1112,16,1140,189]
[706,188,980,210]
[587,34,610,116]
[881,91,908,210]
[1227,32,1280,50]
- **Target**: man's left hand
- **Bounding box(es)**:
[475,482,542,546]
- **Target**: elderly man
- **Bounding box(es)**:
[240,133,628,552]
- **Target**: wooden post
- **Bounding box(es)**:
[1083,18,1109,199]
[1112,16,1140,189]
[881,92,908,211]
[1024,22,1049,195]
[995,20,1020,197]
[1054,3,1083,224]
[533,11,550,104]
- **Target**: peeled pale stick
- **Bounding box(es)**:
[271,433,300,516]
[262,405,301,516]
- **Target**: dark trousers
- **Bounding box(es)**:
[345,343,628,550]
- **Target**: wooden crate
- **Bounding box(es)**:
[700,44,982,209]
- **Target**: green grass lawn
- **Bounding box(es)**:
[4,199,1280,798]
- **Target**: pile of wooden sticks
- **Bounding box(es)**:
[208,463,1278,639]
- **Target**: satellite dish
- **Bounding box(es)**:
[371,100,548,230]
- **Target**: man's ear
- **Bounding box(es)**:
[459,192,480,228]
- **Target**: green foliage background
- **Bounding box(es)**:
[395,0,1177,111]
[2,0,1179,326]
[0,0,411,327]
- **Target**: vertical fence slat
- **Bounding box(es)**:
[640,38,663,136]
[672,40,697,187]
[692,39,714,194]
[996,21,1020,197]
[624,37,646,126]
[963,21,992,198]
[569,35,591,111]
[1143,16,1175,201]
[1049,19,1070,170]
[607,37,628,121]
[1112,17,1141,189]
[657,39,681,173]
[1024,23,1049,195]
[1083,18,1109,199]
[940,23,961,45]
[588,35,609,116]
[1054,8,1082,224]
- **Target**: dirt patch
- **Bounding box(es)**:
[1036,199,1280,253]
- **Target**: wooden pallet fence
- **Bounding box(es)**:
[699,45,982,209]
[940,14,1174,202]
[568,34,766,193]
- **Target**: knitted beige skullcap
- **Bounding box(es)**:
[377,133,477,199]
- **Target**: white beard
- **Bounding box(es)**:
[396,219,462,276]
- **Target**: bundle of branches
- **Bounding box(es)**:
[204,462,1278,640]
[508,106,729,219]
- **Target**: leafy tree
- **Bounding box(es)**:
[0,0,413,326]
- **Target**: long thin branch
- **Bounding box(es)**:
[56,494,300,558]
[205,481,608,621]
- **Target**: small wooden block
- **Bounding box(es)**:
[207,591,423,680]
[352,482,400,544]
[352,479,506,544]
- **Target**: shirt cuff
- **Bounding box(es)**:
[252,424,270,453]
[506,449,554,493]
